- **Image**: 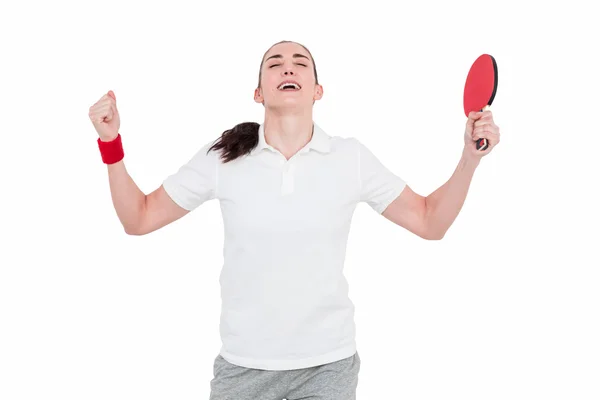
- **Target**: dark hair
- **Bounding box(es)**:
[207,40,319,163]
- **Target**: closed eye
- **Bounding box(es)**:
[269,63,307,68]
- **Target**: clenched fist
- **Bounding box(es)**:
[89,90,120,142]
[464,110,500,159]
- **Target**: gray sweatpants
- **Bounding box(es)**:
[209,351,361,400]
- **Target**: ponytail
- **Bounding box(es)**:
[207,122,260,163]
[207,41,318,163]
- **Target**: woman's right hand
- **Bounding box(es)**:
[89,90,120,141]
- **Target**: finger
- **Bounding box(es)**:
[98,103,113,112]
[472,125,492,135]
[90,112,106,124]
[480,110,493,120]
[89,109,102,123]
[90,101,111,116]
[468,111,483,120]
[474,131,500,147]
[488,124,500,135]
[107,90,116,103]
[474,124,499,134]
[94,94,115,107]
[472,126,496,139]
[101,97,116,107]
[475,115,494,125]
[91,114,106,124]
[91,105,111,119]
[90,104,112,122]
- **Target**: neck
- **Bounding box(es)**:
[263,110,314,159]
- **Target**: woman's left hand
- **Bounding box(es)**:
[463,110,500,159]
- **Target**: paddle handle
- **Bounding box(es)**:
[476,105,490,151]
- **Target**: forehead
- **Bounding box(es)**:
[264,42,310,61]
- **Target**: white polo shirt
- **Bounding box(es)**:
[162,122,406,370]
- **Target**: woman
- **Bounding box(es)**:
[89,40,500,399]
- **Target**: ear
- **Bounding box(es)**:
[254,87,263,103]
[313,84,324,101]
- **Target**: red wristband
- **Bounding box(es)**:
[97,133,124,164]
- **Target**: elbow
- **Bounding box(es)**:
[123,196,148,236]
[426,232,445,240]
[124,226,140,236]
[422,226,446,240]
[123,223,145,236]
[422,232,444,240]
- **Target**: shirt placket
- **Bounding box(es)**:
[281,161,295,195]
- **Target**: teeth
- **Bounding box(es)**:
[278,82,300,90]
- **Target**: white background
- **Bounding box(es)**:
[1,0,598,399]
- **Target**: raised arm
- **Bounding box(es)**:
[90,90,193,236]
[382,110,500,239]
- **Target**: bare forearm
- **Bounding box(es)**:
[425,149,480,238]
[106,160,146,233]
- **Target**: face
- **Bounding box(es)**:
[254,42,323,110]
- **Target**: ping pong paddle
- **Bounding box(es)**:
[463,54,498,151]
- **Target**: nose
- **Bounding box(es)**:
[282,63,296,76]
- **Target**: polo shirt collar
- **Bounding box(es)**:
[250,122,331,156]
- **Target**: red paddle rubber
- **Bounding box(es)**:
[464,54,497,152]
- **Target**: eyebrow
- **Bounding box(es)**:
[265,53,310,63]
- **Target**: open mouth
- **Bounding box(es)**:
[277,81,301,91]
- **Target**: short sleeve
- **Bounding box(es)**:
[162,141,219,211]
[357,138,407,213]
